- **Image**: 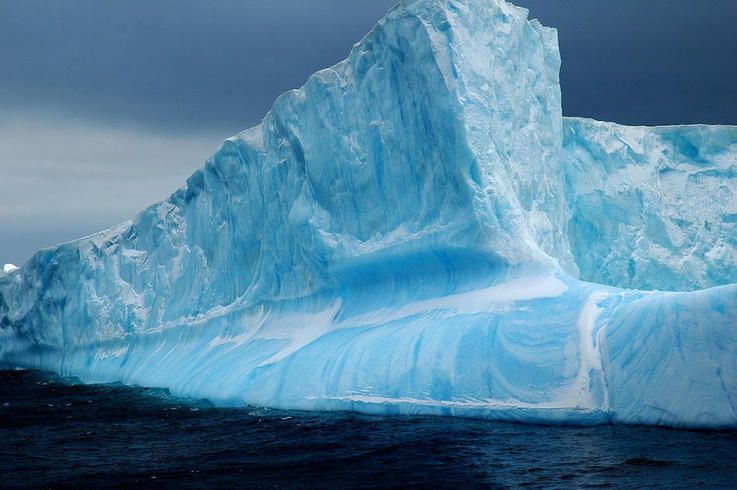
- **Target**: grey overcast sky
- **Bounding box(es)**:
[1,0,736,265]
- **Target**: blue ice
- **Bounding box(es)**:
[1,0,736,429]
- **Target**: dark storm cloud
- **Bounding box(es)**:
[518,0,737,125]
[1,0,736,265]
[1,0,735,133]
[0,0,397,136]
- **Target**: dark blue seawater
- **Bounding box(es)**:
[2,370,737,489]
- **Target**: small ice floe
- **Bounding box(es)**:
[2,263,18,274]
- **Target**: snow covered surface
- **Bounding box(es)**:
[2,264,18,274]
[1,0,736,429]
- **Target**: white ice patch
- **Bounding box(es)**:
[560,292,610,410]
[311,393,603,413]
[2,264,18,274]
[94,345,129,361]
[255,300,344,366]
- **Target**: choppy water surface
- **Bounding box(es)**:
[1,370,736,489]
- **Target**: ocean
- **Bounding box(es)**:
[2,369,736,489]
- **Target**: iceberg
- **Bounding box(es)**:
[1,0,736,429]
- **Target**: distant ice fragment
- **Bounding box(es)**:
[2,264,18,274]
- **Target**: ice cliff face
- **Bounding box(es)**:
[0,0,570,350]
[564,118,737,291]
[1,0,736,429]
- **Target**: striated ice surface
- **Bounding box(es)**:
[1,0,736,429]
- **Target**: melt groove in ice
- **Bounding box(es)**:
[1,0,736,429]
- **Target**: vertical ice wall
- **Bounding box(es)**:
[0,0,573,350]
[564,118,737,291]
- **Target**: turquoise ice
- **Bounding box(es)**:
[1,0,736,428]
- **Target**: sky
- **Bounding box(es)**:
[1,0,736,266]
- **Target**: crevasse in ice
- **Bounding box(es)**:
[1,0,736,428]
